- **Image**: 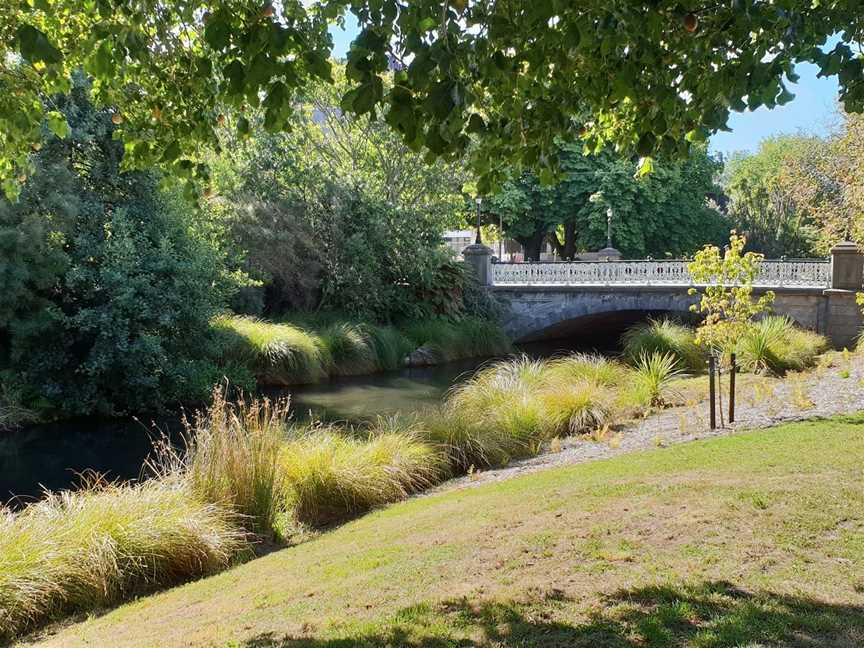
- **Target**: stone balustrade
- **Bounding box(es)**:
[489,259,831,288]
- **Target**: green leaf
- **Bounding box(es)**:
[352,79,382,114]
[204,14,231,50]
[17,24,63,64]
[635,156,655,178]
[160,140,181,163]
[46,111,70,138]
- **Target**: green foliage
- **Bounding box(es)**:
[0,479,245,642]
[487,144,728,260]
[688,232,775,351]
[403,317,512,364]
[210,70,469,321]
[632,352,683,408]
[280,423,444,526]
[3,1,862,196]
[722,137,823,257]
[622,319,704,374]
[0,83,243,417]
[723,112,864,257]
[736,316,829,375]
[212,316,328,386]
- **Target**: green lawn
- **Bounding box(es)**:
[26,416,864,647]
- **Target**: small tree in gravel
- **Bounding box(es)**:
[687,232,775,355]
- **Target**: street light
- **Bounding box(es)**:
[474,196,483,245]
[606,207,614,249]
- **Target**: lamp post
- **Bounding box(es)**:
[499,212,503,259]
[606,206,614,249]
[474,196,483,245]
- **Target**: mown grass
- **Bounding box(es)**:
[29,416,864,648]
[213,315,509,386]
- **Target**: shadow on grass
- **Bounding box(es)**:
[242,580,864,647]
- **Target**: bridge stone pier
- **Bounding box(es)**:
[464,242,864,349]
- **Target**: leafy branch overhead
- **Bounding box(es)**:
[2,0,863,198]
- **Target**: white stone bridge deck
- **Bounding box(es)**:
[490,259,832,288]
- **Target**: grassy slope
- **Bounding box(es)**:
[28,416,864,648]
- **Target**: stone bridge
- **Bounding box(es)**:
[463,242,864,349]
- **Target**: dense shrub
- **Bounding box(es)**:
[0,83,242,418]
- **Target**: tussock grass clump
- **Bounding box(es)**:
[631,351,683,408]
[542,353,631,387]
[622,319,704,373]
[0,479,244,641]
[280,423,444,525]
[319,323,379,376]
[539,380,613,436]
[363,324,414,371]
[212,315,327,385]
[433,355,620,469]
[164,389,289,536]
[404,317,511,363]
[737,316,829,375]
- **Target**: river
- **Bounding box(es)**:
[0,340,607,505]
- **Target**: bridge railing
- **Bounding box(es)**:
[490,259,832,288]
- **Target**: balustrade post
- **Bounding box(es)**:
[830,241,864,290]
[462,243,494,286]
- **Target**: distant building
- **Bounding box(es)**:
[442,231,556,262]
[442,230,475,258]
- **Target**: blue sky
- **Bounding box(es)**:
[329,18,841,157]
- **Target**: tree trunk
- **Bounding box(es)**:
[517,229,546,261]
[548,222,577,260]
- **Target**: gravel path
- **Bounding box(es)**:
[433,353,864,494]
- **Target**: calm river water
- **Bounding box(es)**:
[2,340,600,504]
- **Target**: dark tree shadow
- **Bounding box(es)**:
[241,580,864,647]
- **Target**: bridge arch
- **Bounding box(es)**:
[493,285,828,345]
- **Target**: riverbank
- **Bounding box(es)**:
[0,314,511,433]
[213,314,511,385]
[435,348,864,493]
[21,414,864,647]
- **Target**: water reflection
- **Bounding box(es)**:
[0,339,610,504]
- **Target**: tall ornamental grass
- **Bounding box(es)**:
[631,351,683,408]
[0,480,244,642]
[433,354,624,470]
[280,423,445,525]
[213,315,327,385]
[163,389,289,536]
[736,316,829,375]
[215,315,510,384]
[319,322,380,375]
[404,317,512,363]
[622,318,704,373]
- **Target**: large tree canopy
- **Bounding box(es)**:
[2,1,862,198]
[486,144,727,260]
